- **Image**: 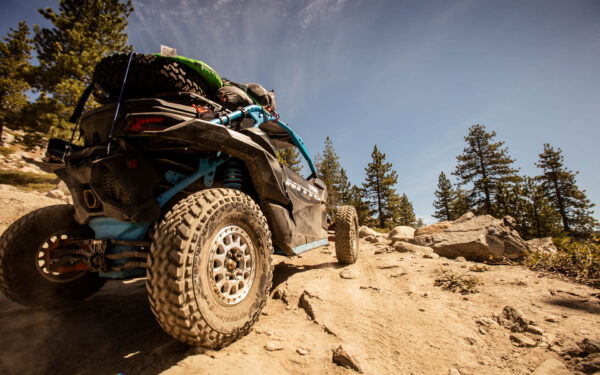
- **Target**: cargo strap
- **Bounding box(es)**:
[107,52,134,155]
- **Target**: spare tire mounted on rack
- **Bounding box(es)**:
[91,53,222,104]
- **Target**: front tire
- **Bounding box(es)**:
[335,205,360,264]
[0,205,106,308]
[147,188,273,347]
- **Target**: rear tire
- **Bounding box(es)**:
[335,205,359,264]
[0,205,106,308]
[147,188,273,347]
[92,53,208,103]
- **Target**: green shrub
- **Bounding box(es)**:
[525,236,600,288]
[434,270,481,294]
[0,169,58,192]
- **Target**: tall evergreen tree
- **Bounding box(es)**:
[0,22,32,139]
[535,144,598,234]
[362,145,399,228]
[453,124,519,216]
[521,177,561,239]
[451,187,472,219]
[394,193,416,226]
[337,168,352,206]
[348,185,371,225]
[415,217,425,228]
[433,172,456,221]
[22,0,133,139]
[276,147,302,173]
[317,136,342,216]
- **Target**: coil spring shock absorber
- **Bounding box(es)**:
[223,160,243,190]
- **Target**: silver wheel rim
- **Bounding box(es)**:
[350,220,358,253]
[36,233,86,283]
[208,225,256,305]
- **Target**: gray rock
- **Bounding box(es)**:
[332,345,363,373]
[542,333,558,347]
[265,341,283,351]
[414,221,451,236]
[339,269,357,279]
[393,241,434,255]
[527,325,544,335]
[532,358,569,375]
[412,214,528,261]
[578,338,600,355]
[510,333,537,347]
[498,306,534,333]
[377,260,399,269]
[454,212,475,223]
[575,353,600,374]
[298,290,321,321]
[388,226,415,242]
[296,347,308,355]
[359,226,379,238]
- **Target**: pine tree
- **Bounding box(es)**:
[0,22,32,139]
[521,177,561,238]
[535,144,598,234]
[22,0,133,140]
[337,168,352,206]
[348,185,371,225]
[394,193,416,227]
[453,124,519,216]
[452,187,472,219]
[415,217,425,228]
[433,172,456,221]
[276,147,302,173]
[362,145,399,228]
[317,136,342,216]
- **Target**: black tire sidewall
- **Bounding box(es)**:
[0,205,105,307]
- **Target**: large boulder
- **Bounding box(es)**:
[388,226,415,242]
[414,221,451,236]
[411,214,528,261]
[359,226,381,238]
[393,241,434,256]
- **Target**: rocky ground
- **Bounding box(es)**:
[0,131,598,374]
[0,192,599,374]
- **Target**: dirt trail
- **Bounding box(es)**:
[1,230,599,374]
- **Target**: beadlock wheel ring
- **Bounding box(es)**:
[208,225,256,305]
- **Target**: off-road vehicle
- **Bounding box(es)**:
[0,53,359,347]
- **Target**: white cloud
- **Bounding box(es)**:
[298,0,346,29]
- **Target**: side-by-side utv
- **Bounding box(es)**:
[0,53,359,348]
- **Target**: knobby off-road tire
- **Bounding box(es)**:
[147,188,273,347]
[92,53,207,104]
[335,205,359,264]
[0,205,106,308]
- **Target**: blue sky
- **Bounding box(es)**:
[2,0,599,223]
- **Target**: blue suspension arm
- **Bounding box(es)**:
[210,105,317,176]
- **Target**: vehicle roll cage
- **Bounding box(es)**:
[211,105,317,176]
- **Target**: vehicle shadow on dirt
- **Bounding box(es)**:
[271,258,341,291]
[0,280,188,375]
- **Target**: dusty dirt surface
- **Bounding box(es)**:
[1,198,599,374]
